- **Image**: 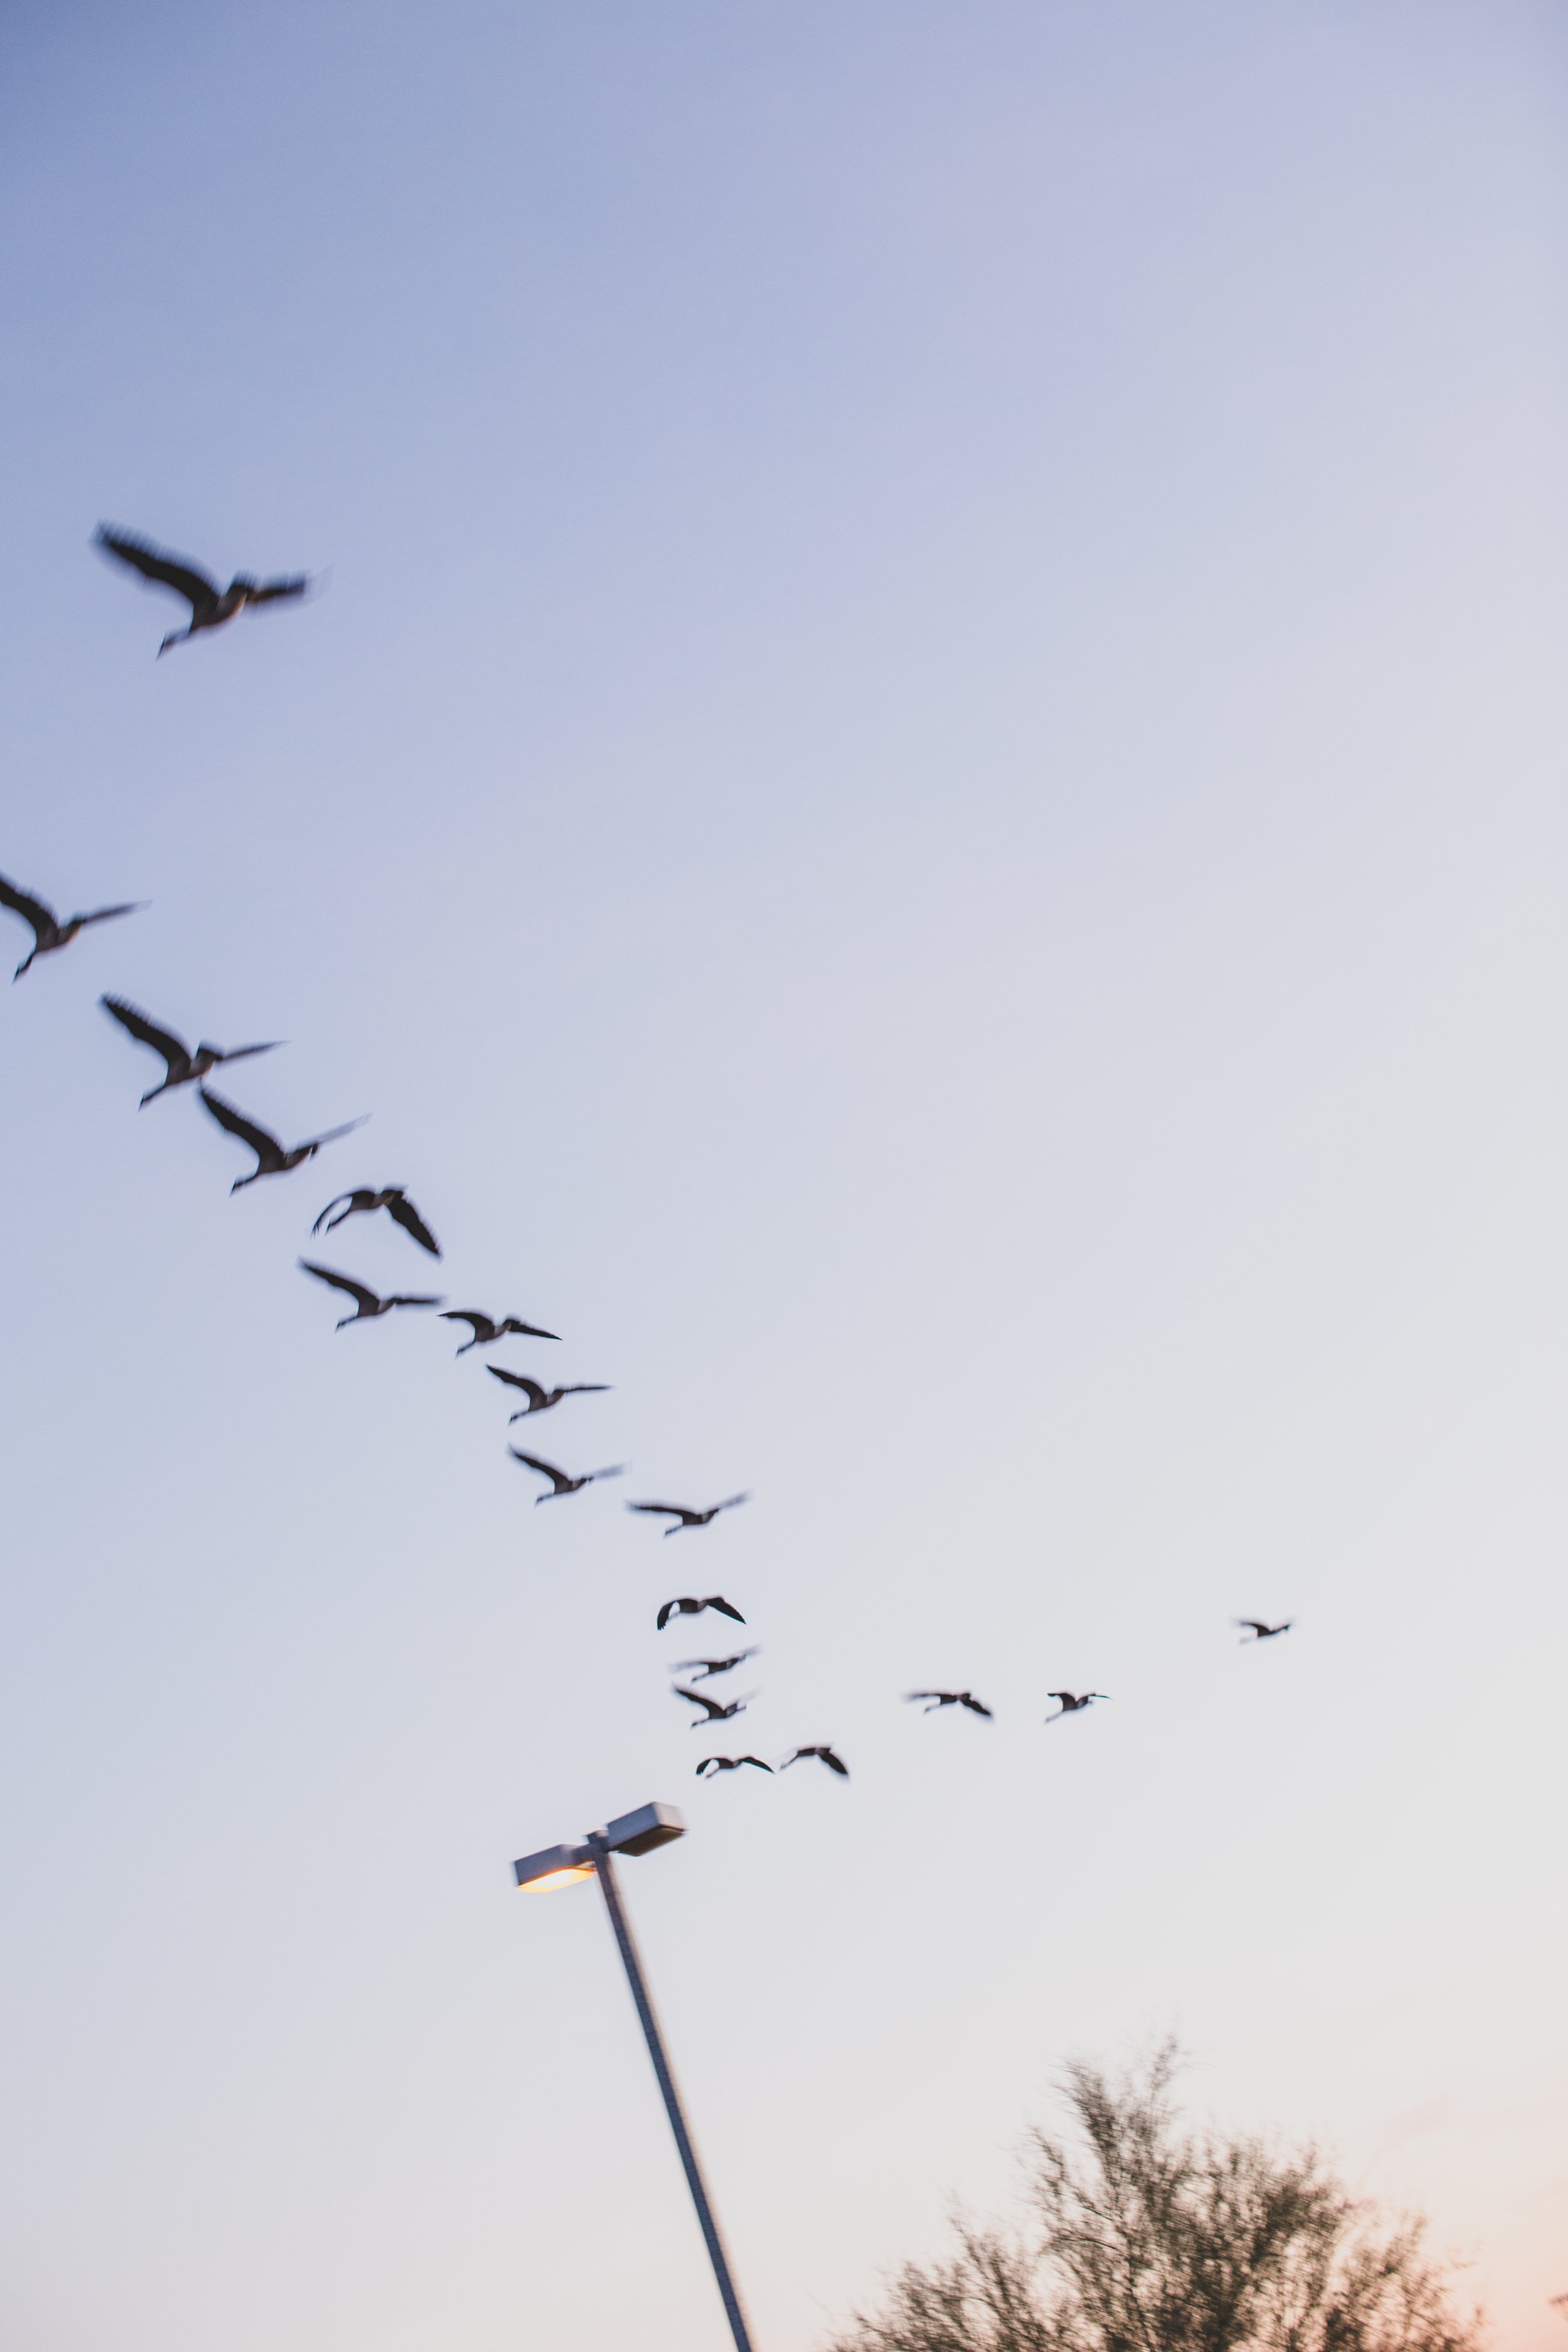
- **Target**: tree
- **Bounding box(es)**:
[827,2046,1483,2352]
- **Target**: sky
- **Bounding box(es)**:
[1,4,1565,2349]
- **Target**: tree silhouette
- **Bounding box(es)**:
[827,2046,1483,2352]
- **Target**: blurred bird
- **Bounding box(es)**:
[442,1309,560,1355]
[313,1187,440,1257]
[199,1088,365,1190]
[298,1260,442,1329]
[674,1685,757,1726]
[778,1745,849,1777]
[670,1649,759,1682]
[507,1446,623,1502]
[1235,1618,1293,1642]
[487,1367,610,1419]
[905,1690,993,1717]
[1,875,144,980]
[696,1756,772,1778]
[657,1596,746,1632]
[627,1494,750,1535]
[1046,1692,1108,1719]
[100,995,280,1105]
[93,525,311,656]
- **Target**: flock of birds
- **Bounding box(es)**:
[12,526,1298,1799]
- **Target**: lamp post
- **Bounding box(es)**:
[514,1801,758,2352]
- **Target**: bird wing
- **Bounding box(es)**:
[302,1116,368,1151]
[299,1261,381,1313]
[386,1194,441,1256]
[657,1600,692,1631]
[312,1192,368,1236]
[498,1316,561,1341]
[961,1697,995,1717]
[489,1369,546,1405]
[713,1493,750,1513]
[94,527,218,612]
[199,1088,284,1169]
[74,903,146,930]
[706,1596,746,1624]
[820,1749,849,1776]
[0,875,56,941]
[904,1691,947,1702]
[587,1465,627,1484]
[561,1383,612,1397]
[627,1502,693,1520]
[675,1687,726,1719]
[508,1447,571,1493]
[246,574,311,603]
[739,1756,773,1772]
[1234,1619,1268,1635]
[384,1294,443,1310]
[442,1311,493,1339]
[100,995,189,1077]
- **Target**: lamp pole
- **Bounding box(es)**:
[586,1834,758,2352]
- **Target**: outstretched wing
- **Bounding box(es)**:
[302,1116,368,1151]
[442,1310,490,1337]
[0,874,56,941]
[299,1260,380,1314]
[712,1493,750,1513]
[100,995,189,1078]
[386,1194,440,1256]
[384,1294,443,1310]
[313,1191,370,1236]
[94,527,218,612]
[818,1748,849,1776]
[706,1596,746,1624]
[489,1368,546,1407]
[904,1691,946,1703]
[675,1686,726,1720]
[627,1502,692,1520]
[961,1696,994,1717]
[199,1088,283,1168]
[74,903,146,930]
[657,1599,693,1631]
[508,1446,569,1492]
[247,574,311,604]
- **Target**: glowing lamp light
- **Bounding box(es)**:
[512,1841,594,1892]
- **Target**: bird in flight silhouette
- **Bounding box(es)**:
[94,526,311,656]
[674,1685,757,1726]
[1046,1692,1108,1719]
[100,995,280,1105]
[1235,1618,1293,1642]
[199,1088,364,1190]
[656,1596,746,1632]
[696,1756,772,1777]
[670,1648,759,1682]
[442,1309,560,1355]
[1,875,144,980]
[507,1446,623,1502]
[298,1261,442,1329]
[313,1187,440,1258]
[627,1494,750,1535]
[778,1745,849,1778]
[487,1367,610,1419]
[905,1690,993,1717]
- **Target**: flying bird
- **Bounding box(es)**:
[100,995,281,1105]
[656,1596,746,1632]
[199,1088,365,1190]
[696,1756,772,1778]
[778,1745,849,1778]
[298,1260,443,1329]
[669,1649,759,1682]
[1235,1618,1293,1642]
[94,526,312,657]
[626,1493,750,1535]
[507,1446,623,1502]
[442,1310,560,1355]
[1045,1692,1108,1719]
[313,1187,440,1257]
[904,1690,993,1717]
[1,875,144,980]
[487,1367,610,1419]
[674,1685,757,1726]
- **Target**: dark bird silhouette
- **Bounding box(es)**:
[656,1596,746,1633]
[905,1690,993,1717]
[778,1745,849,1778]
[1046,1692,1108,1719]
[313,1187,440,1258]
[507,1446,623,1502]
[1235,1618,1293,1642]
[299,1260,442,1329]
[199,1088,364,1190]
[100,995,280,1105]
[442,1309,560,1355]
[94,526,311,657]
[1,875,144,980]
[670,1648,759,1682]
[696,1756,772,1778]
[626,1493,750,1535]
[674,1685,757,1726]
[487,1367,610,1419]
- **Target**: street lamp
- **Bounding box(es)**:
[514,1802,757,2352]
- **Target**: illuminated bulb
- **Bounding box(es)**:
[521,1864,595,1893]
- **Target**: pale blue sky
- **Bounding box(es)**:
[2,6,1565,2349]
